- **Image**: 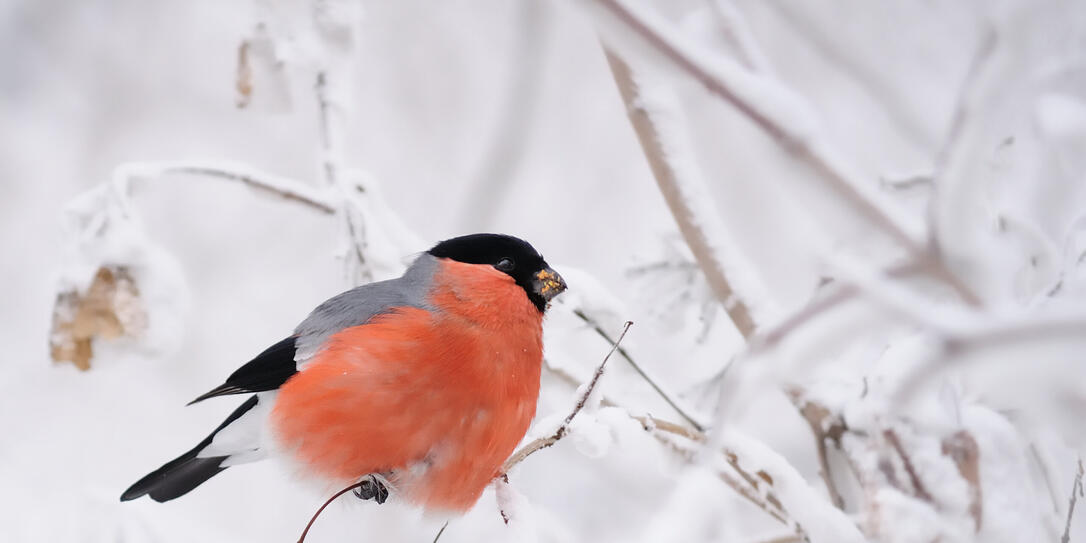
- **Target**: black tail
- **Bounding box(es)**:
[120,395,259,502]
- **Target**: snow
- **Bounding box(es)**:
[720,430,866,543]
[1036,93,1086,140]
[57,178,191,358]
[567,408,615,459]
[493,476,538,543]
[5,0,1086,542]
[583,0,818,146]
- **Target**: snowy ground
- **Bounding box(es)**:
[3,1,1086,542]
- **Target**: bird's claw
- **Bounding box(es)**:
[353,475,389,504]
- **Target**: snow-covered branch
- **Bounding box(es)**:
[501,321,632,475]
[131,161,337,214]
[587,0,982,307]
[603,49,761,338]
[573,307,707,430]
[787,388,848,510]
[705,0,773,75]
[927,27,998,253]
[540,359,801,530]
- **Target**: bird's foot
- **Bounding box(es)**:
[353,474,389,504]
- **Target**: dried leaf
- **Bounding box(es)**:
[49,266,147,370]
[942,430,982,531]
[236,40,253,109]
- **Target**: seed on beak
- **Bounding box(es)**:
[533,267,567,302]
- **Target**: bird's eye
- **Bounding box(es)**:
[495,257,515,272]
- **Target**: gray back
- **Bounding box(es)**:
[293,254,439,364]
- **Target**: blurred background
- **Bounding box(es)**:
[2,0,1086,541]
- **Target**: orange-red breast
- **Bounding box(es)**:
[121,233,567,513]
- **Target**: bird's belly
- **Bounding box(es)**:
[269,307,542,512]
[389,395,537,510]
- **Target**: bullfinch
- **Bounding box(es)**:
[120,233,567,513]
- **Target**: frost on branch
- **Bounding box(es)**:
[50,175,187,370]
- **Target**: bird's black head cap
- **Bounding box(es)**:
[428,233,564,312]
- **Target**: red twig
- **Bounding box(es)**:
[297,481,368,543]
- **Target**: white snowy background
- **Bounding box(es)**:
[3,0,1086,542]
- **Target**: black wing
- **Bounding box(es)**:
[121,395,259,502]
[187,336,299,405]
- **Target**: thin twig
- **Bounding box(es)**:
[753,260,921,351]
[884,429,934,502]
[159,164,336,214]
[928,27,998,253]
[603,48,759,338]
[750,536,805,543]
[1062,459,1084,543]
[761,1,932,149]
[787,389,847,510]
[235,39,253,108]
[649,426,793,527]
[705,0,773,74]
[458,0,549,229]
[948,313,1086,351]
[501,321,633,473]
[895,312,1086,402]
[932,28,998,178]
[1031,443,1062,515]
[880,173,932,191]
[573,308,706,431]
[634,411,787,512]
[315,70,370,283]
[432,520,449,543]
[543,361,799,532]
[942,430,982,531]
[297,480,368,543]
[315,71,339,188]
[592,0,981,307]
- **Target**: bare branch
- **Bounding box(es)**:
[942,430,982,531]
[787,389,847,510]
[603,48,759,338]
[156,163,336,214]
[1062,459,1084,543]
[884,429,934,502]
[591,0,981,307]
[501,321,633,474]
[572,308,707,431]
[754,260,922,351]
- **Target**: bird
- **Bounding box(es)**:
[120,233,567,513]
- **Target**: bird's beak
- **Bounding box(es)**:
[533,267,567,302]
